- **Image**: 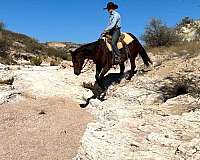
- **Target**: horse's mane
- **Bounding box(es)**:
[76,40,99,52]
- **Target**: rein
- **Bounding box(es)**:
[81,59,94,73]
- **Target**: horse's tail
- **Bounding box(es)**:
[128,33,152,66]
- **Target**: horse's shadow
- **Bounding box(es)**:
[80,72,126,108]
[79,68,151,108]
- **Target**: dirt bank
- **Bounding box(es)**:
[0,96,92,160]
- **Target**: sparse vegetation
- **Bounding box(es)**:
[0,23,15,64]
[0,76,14,85]
[142,17,200,59]
[45,47,70,60]
[0,21,6,55]
[176,17,194,28]
[30,56,43,66]
[141,18,181,47]
[146,41,200,58]
[0,29,75,64]
[0,39,7,54]
[195,26,200,40]
[50,58,60,66]
[160,75,200,102]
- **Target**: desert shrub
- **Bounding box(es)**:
[0,76,14,85]
[50,60,57,66]
[195,26,200,40]
[65,52,72,61]
[30,56,43,66]
[0,21,6,54]
[2,30,43,54]
[0,22,3,40]
[0,39,8,55]
[0,21,5,31]
[44,47,71,60]
[141,18,180,47]
[26,39,43,54]
[159,75,200,102]
[50,59,60,66]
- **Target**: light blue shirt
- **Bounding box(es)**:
[105,10,121,31]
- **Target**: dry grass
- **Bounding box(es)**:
[147,41,200,58]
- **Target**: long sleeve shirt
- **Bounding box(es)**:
[105,10,121,31]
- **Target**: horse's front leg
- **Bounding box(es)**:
[95,64,102,85]
[99,65,110,89]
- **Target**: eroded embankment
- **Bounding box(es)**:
[0,64,93,160]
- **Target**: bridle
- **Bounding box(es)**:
[81,59,94,73]
[71,49,94,73]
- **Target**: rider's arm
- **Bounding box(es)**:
[104,13,118,32]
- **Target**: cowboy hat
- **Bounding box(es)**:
[104,2,118,10]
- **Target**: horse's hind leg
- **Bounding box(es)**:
[126,57,137,80]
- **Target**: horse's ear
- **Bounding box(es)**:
[69,49,73,55]
[69,48,77,55]
[98,38,104,43]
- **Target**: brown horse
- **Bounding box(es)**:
[70,33,152,89]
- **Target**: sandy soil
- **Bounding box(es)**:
[0,96,92,160]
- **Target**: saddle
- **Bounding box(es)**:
[104,33,126,43]
[102,32,134,52]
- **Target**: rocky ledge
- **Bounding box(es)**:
[74,53,200,160]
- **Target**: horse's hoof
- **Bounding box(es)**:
[80,103,88,108]
[100,87,106,92]
[126,77,131,80]
[125,75,132,80]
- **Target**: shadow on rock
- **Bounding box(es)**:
[80,73,125,108]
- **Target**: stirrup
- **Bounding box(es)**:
[112,57,121,65]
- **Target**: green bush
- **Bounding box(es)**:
[140,18,180,47]
[30,56,43,66]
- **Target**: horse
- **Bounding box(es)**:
[70,33,152,89]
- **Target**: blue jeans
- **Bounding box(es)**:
[110,28,121,58]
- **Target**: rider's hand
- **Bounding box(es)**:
[101,32,105,37]
[101,30,107,37]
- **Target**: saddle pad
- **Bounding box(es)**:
[103,32,134,52]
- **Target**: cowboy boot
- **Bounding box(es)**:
[115,56,121,64]
[112,55,121,65]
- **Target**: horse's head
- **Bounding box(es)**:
[70,48,85,76]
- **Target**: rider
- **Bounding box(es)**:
[103,2,122,64]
